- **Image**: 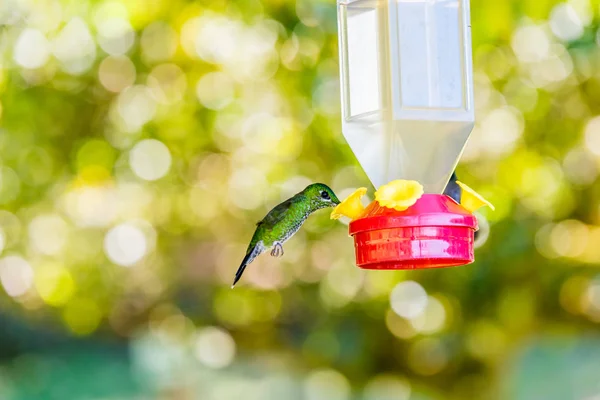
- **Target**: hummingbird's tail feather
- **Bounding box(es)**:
[231,243,263,288]
[231,254,251,288]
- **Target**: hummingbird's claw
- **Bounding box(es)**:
[270,242,284,258]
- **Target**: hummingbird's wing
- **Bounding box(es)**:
[233,186,334,288]
[256,197,294,229]
[234,198,295,288]
[443,171,461,204]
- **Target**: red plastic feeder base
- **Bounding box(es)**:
[348,194,478,270]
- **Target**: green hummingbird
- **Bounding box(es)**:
[232,183,341,288]
[443,170,481,241]
[443,171,462,204]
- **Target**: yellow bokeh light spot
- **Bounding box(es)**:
[76,165,112,185]
[456,181,495,213]
[76,139,117,172]
[330,187,367,220]
[375,180,424,211]
[363,271,404,299]
[466,320,507,362]
[122,0,168,29]
[34,262,75,307]
[213,289,254,326]
[385,308,417,340]
[62,298,102,336]
[407,338,448,375]
[560,275,589,315]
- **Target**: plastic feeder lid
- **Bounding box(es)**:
[348,194,478,270]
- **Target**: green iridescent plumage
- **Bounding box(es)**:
[232,183,340,287]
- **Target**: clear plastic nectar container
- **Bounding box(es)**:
[337,0,475,193]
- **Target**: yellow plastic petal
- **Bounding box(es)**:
[374,180,424,211]
[331,187,368,220]
[456,181,495,213]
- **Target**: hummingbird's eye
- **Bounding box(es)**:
[321,191,330,200]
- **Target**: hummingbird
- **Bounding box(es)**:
[443,171,481,240]
[443,171,462,204]
[232,183,341,288]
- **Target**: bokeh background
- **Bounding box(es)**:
[0,0,599,399]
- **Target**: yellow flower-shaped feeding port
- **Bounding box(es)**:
[331,187,368,220]
[375,180,424,211]
[456,181,495,213]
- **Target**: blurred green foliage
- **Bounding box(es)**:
[1,0,600,399]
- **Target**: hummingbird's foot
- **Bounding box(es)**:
[270,242,284,258]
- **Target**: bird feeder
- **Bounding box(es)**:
[336,0,478,269]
